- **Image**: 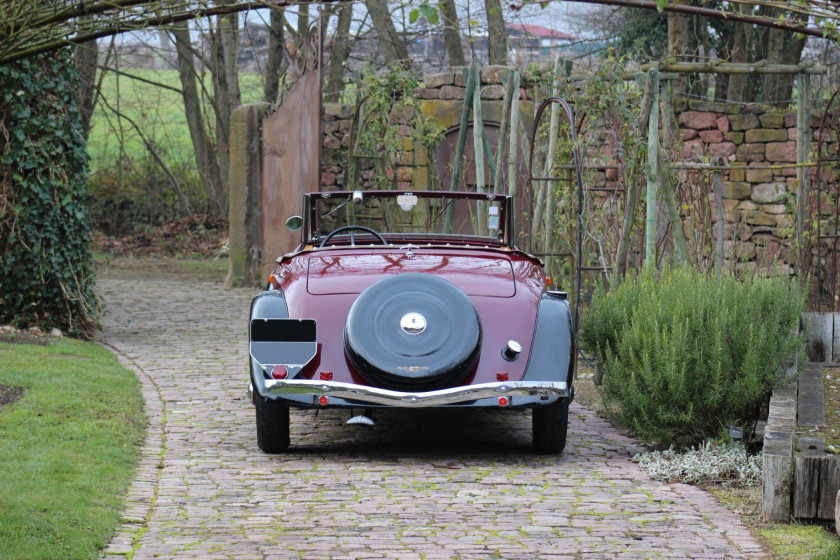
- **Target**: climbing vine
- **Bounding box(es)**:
[0,50,99,337]
[349,65,444,189]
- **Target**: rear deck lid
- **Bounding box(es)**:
[307,254,515,297]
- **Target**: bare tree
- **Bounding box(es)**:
[485,0,508,65]
[171,24,226,215]
[264,7,286,103]
[326,2,353,102]
[440,0,465,66]
[74,40,98,140]
[364,0,408,65]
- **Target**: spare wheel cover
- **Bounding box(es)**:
[344,273,482,390]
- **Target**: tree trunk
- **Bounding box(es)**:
[778,29,807,106]
[727,13,753,102]
[264,7,286,103]
[298,3,310,37]
[171,25,225,216]
[761,26,785,104]
[209,13,240,217]
[219,12,242,111]
[485,0,507,65]
[439,0,465,67]
[667,11,690,96]
[325,2,353,102]
[74,40,98,141]
[364,0,408,65]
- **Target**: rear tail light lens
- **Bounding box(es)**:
[498,396,509,407]
[496,372,509,381]
[320,371,333,380]
[271,365,288,379]
[318,396,329,406]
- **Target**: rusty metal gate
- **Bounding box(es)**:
[259,17,323,282]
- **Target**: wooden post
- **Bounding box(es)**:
[796,72,811,277]
[762,384,797,522]
[473,79,487,236]
[615,71,654,281]
[645,68,660,269]
[493,71,514,194]
[507,70,521,201]
[472,78,486,194]
[545,58,573,272]
[445,64,478,233]
[660,77,673,146]
[714,171,724,275]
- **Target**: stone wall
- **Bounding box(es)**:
[672,99,819,276]
[321,65,533,194]
[317,68,821,276]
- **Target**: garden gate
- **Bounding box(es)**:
[259,18,323,282]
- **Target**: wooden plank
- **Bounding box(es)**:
[796,436,825,454]
[762,384,797,522]
[763,452,794,522]
[804,312,833,362]
[818,457,840,520]
[836,489,840,534]
[798,363,826,427]
[642,61,826,75]
[794,454,822,519]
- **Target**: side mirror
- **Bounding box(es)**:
[285,216,303,231]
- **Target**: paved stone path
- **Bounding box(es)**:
[99,275,766,560]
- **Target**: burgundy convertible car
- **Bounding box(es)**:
[248,190,575,453]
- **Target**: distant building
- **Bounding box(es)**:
[506,23,578,65]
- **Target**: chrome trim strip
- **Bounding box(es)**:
[262,380,568,407]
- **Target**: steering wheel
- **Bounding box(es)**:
[319,225,388,247]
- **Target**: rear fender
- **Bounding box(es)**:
[250,291,292,396]
[521,291,575,390]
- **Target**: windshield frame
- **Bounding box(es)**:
[301,190,514,248]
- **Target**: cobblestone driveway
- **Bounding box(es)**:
[99,275,765,559]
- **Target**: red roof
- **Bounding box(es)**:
[506,23,577,40]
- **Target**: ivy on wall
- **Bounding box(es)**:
[0,50,98,338]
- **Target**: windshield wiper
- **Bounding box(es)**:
[321,197,353,220]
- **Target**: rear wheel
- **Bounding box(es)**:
[255,394,290,453]
[532,398,569,453]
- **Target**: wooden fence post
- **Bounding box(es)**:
[796,72,811,277]
[645,68,660,269]
[507,71,521,200]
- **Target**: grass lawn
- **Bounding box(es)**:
[0,338,145,560]
[87,68,266,172]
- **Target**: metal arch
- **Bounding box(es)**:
[811,87,840,310]
[527,96,584,333]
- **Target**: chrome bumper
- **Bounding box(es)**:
[254,379,568,408]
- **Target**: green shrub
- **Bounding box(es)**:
[579,267,804,449]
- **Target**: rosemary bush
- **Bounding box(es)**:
[579,267,804,448]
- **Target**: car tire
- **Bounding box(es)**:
[532,398,569,454]
[344,273,481,391]
[255,394,290,453]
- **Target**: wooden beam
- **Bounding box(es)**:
[642,61,826,75]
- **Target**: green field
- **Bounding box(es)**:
[0,339,146,560]
[87,68,266,175]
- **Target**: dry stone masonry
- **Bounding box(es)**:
[317,68,823,277]
[672,99,821,276]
